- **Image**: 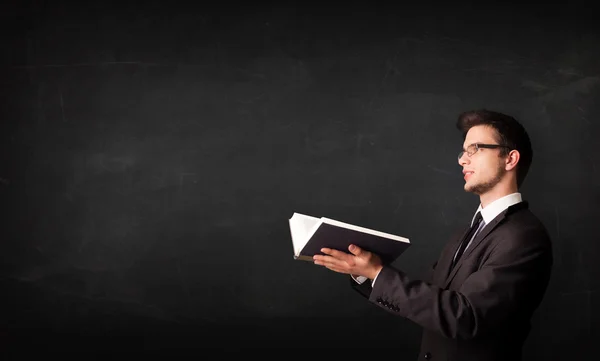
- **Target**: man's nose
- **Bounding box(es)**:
[458,153,469,166]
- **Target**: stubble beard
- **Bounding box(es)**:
[465,165,506,195]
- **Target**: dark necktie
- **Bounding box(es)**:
[451,211,483,269]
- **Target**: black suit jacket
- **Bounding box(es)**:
[351,201,553,361]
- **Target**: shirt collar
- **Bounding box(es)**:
[472,192,523,226]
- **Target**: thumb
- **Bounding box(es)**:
[348,244,363,256]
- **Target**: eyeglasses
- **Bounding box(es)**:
[458,143,511,161]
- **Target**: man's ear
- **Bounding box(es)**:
[505,149,520,171]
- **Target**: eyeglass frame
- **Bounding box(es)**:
[458,143,512,161]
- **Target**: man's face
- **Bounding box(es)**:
[458,125,507,195]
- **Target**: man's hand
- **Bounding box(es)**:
[313,244,383,280]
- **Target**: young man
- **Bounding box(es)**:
[313,109,553,361]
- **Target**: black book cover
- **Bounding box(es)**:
[299,223,410,264]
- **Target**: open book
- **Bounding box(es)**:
[288,212,410,264]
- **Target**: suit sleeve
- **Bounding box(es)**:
[367,228,553,340]
[350,274,373,299]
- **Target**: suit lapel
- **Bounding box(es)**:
[437,201,529,288]
[433,228,470,285]
[442,212,506,289]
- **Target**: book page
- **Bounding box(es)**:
[321,217,409,243]
[288,213,321,257]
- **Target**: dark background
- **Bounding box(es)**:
[1,0,598,358]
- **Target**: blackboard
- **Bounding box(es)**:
[1,2,598,358]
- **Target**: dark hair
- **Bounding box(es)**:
[456,109,533,188]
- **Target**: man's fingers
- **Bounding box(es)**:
[348,244,364,257]
[313,255,341,267]
[313,255,353,271]
[325,265,347,274]
[320,247,356,266]
[322,247,357,267]
[318,262,349,274]
[320,248,345,257]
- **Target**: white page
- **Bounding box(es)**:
[289,212,321,257]
[321,217,410,243]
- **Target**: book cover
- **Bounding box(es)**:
[289,212,410,264]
